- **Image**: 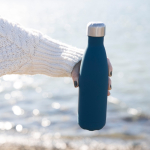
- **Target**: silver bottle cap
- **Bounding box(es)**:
[86,22,106,37]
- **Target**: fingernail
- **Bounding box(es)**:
[74,81,78,87]
[110,84,112,89]
[110,71,112,76]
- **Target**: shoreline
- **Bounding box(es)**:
[0,133,149,150]
[0,142,148,150]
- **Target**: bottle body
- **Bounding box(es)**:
[78,36,108,131]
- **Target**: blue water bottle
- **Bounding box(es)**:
[78,22,108,131]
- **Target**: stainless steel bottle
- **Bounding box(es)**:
[78,22,108,131]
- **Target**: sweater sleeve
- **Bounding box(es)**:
[0,17,84,77]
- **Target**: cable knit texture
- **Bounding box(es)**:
[0,16,84,77]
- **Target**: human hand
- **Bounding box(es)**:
[71,58,112,96]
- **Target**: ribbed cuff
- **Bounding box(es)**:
[30,34,84,77]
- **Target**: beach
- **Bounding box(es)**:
[0,133,149,150]
[0,141,148,150]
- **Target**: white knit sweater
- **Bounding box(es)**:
[0,17,84,77]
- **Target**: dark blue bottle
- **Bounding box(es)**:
[78,22,108,131]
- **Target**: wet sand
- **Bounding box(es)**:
[0,142,148,150]
[0,144,48,150]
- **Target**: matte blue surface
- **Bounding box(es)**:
[78,36,108,131]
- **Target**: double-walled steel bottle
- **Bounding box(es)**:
[78,22,108,131]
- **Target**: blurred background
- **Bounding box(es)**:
[0,0,150,149]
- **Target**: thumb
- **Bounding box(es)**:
[71,60,81,88]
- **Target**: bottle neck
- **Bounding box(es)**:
[88,36,104,47]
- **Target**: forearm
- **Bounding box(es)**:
[0,16,84,77]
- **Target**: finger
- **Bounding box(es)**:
[107,91,110,96]
[107,58,113,77]
[71,61,81,88]
[108,77,112,90]
[71,69,79,88]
